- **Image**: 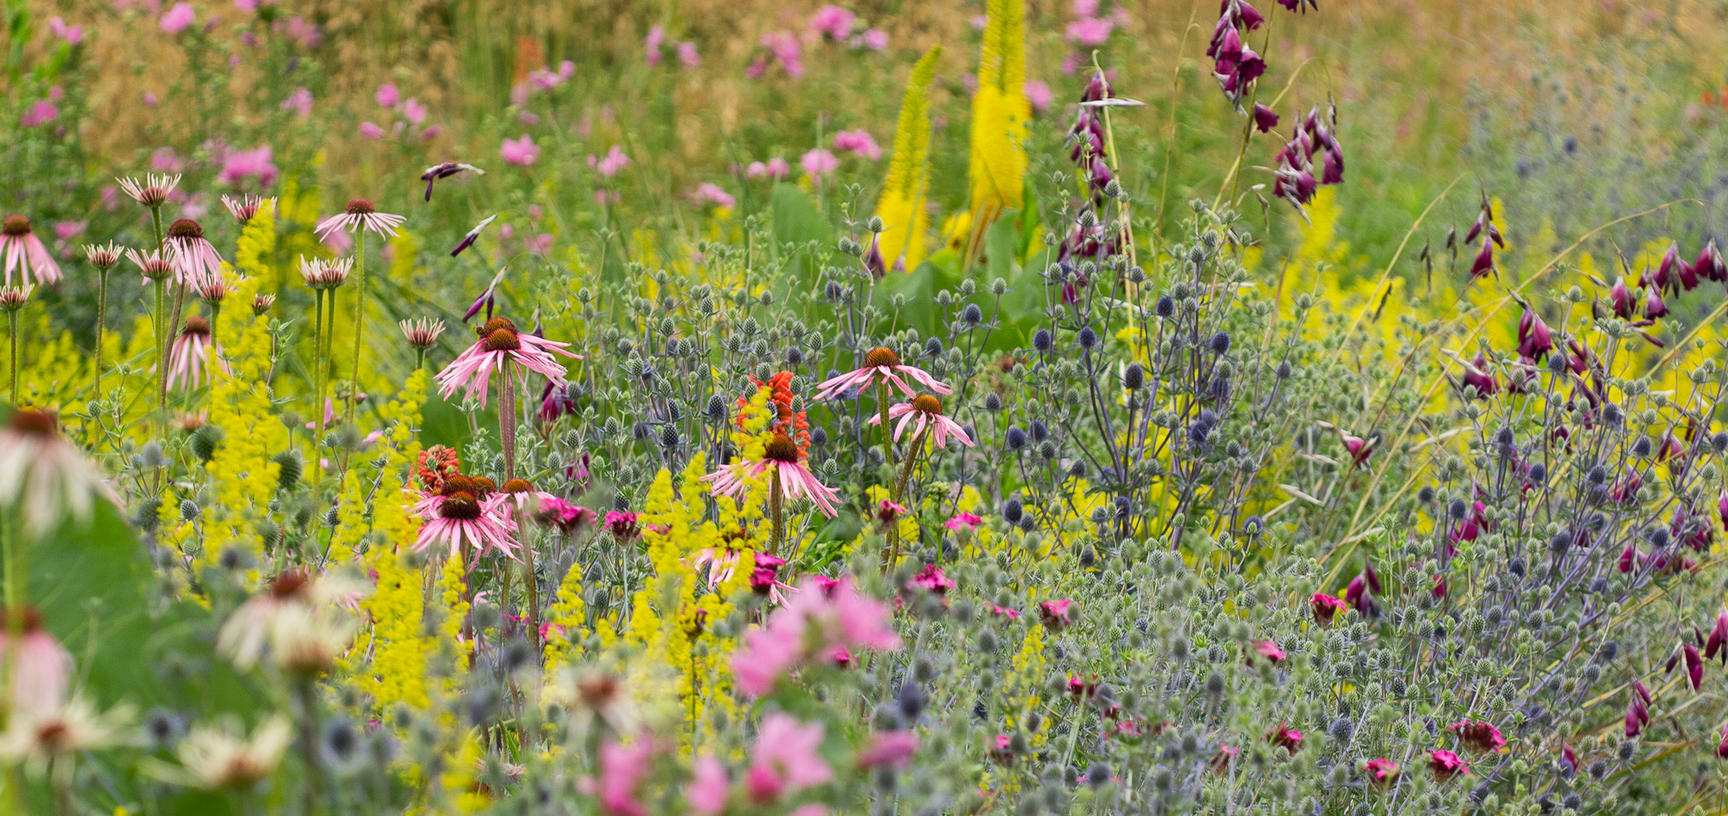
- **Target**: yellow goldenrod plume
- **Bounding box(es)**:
[874,45,942,273]
[960,0,1029,250]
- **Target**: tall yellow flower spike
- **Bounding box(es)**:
[961,0,1029,250]
[875,45,942,273]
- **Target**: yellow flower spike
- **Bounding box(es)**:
[963,0,1029,247]
[875,45,942,272]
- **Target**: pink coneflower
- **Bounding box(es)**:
[1364,757,1399,786]
[1428,749,1470,780]
[690,546,751,586]
[116,173,181,208]
[0,410,114,536]
[814,347,951,400]
[703,433,842,517]
[435,317,579,408]
[164,219,225,289]
[1,216,61,286]
[314,199,405,242]
[166,315,221,390]
[414,485,519,562]
[125,248,174,284]
[0,607,73,713]
[869,394,974,447]
[498,477,557,525]
[419,161,484,202]
[298,256,350,291]
[220,194,273,225]
[399,317,445,350]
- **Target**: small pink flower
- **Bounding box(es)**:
[690,183,735,209]
[1024,80,1054,114]
[857,731,918,768]
[747,157,791,180]
[585,739,654,816]
[160,2,195,33]
[759,31,804,77]
[47,17,83,45]
[589,145,631,178]
[1039,599,1075,630]
[1365,757,1399,785]
[686,755,729,815]
[810,5,855,40]
[281,87,313,118]
[858,28,888,51]
[1310,592,1347,626]
[358,121,385,140]
[944,512,983,531]
[1445,720,1506,752]
[906,564,954,594]
[644,25,666,66]
[746,714,832,802]
[21,100,57,128]
[1250,640,1285,665]
[501,135,540,166]
[217,145,278,187]
[801,148,840,182]
[375,83,400,108]
[1428,749,1470,780]
[832,129,882,160]
[676,41,701,67]
[1066,16,1113,46]
[402,98,427,125]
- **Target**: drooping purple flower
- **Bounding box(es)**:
[1251,103,1279,132]
[420,161,484,202]
[450,214,498,257]
[1515,308,1553,361]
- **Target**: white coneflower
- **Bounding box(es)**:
[0,695,134,779]
[115,173,182,208]
[0,409,115,536]
[266,604,358,677]
[0,284,29,313]
[399,317,445,350]
[251,293,276,316]
[125,247,176,284]
[158,715,293,790]
[81,242,124,271]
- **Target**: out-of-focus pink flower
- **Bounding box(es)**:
[48,17,84,45]
[501,135,540,166]
[218,146,278,187]
[832,129,882,160]
[686,755,729,815]
[856,731,918,769]
[645,25,666,66]
[358,121,385,139]
[944,512,983,530]
[690,183,735,209]
[375,83,400,108]
[731,576,900,696]
[1251,640,1285,665]
[810,5,856,40]
[142,91,160,107]
[747,157,791,180]
[584,739,654,816]
[160,2,195,33]
[1066,17,1114,46]
[800,148,839,182]
[281,87,313,117]
[402,98,427,125]
[1024,80,1054,113]
[20,100,57,128]
[589,145,631,178]
[858,28,888,51]
[1073,0,1100,15]
[745,714,832,802]
[906,564,954,594]
[759,31,804,78]
[676,41,701,67]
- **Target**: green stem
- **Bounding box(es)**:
[886,426,928,571]
[6,311,16,407]
[338,233,366,492]
[149,207,168,453]
[311,290,327,498]
[94,269,108,398]
[770,466,785,558]
[877,382,895,571]
[296,675,323,816]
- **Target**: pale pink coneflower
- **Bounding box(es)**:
[297,255,350,291]
[164,219,225,289]
[166,315,222,391]
[434,317,579,408]
[220,193,273,225]
[195,276,231,308]
[419,161,484,202]
[399,317,445,351]
[0,409,116,536]
[814,346,951,401]
[215,569,366,670]
[115,173,181,208]
[82,243,124,271]
[0,607,73,714]
[315,198,404,242]
[125,247,175,284]
[162,715,294,790]
[498,478,558,525]
[869,394,974,447]
[702,432,842,517]
[414,488,520,562]
[1,215,61,286]
[689,546,750,586]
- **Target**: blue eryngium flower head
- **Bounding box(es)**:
[1032,328,1053,352]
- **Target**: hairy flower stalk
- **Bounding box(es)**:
[83,244,121,396]
[1,285,27,405]
[315,198,404,490]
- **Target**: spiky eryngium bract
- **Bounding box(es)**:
[875,45,941,273]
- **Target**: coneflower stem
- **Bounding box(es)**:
[877,382,895,563]
[149,207,168,456]
[6,311,16,406]
[311,290,328,498]
[500,365,540,653]
[886,427,928,571]
[295,674,323,816]
[94,268,108,397]
[338,232,367,493]
[770,466,785,558]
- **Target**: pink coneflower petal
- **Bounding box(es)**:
[0,216,61,286]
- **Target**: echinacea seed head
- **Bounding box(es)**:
[764,433,800,463]
[483,328,522,352]
[1,215,31,236]
[7,408,58,437]
[167,218,203,240]
[440,491,482,520]
[441,474,477,496]
[477,317,516,336]
[182,315,212,337]
[501,478,533,494]
[911,394,944,415]
[471,477,498,496]
[268,569,313,599]
[864,346,901,368]
[345,198,376,215]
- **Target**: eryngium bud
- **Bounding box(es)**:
[1155,296,1175,317]
[1209,331,1231,354]
[273,450,304,491]
[1006,427,1028,450]
[1004,498,1024,524]
[1078,327,1098,349]
[1123,363,1145,390]
[1032,328,1053,352]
